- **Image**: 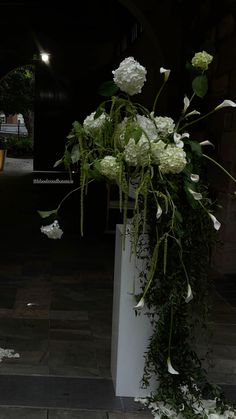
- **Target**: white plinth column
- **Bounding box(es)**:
[111,224,155,397]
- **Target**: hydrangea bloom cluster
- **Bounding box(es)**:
[83,111,109,134]
[158,143,187,174]
[153,116,175,138]
[40,220,63,239]
[123,135,150,167]
[191,50,213,71]
[112,56,147,96]
[136,115,159,142]
[99,156,121,180]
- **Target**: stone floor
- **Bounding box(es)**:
[0,408,153,418]
[0,157,236,416]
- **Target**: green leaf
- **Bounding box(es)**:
[71,144,80,164]
[94,105,105,119]
[72,121,83,137]
[53,158,63,168]
[98,80,119,97]
[192,75,208,98]
[189,141,202,156]
[185,61,194,72]
[183,181,199,209]
[37,209,57,218]
[175,210,183,224]
[63,149,72,168]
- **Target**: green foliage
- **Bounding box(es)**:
[0,66,34,135]
[98,80,119,96]
[192,75,208,98]
[0,66,34,116]
[6,136,33,157]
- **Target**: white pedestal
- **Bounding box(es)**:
[111,224,155,397]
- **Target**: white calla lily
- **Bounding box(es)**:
[190,174,200,182]
[200,140,214,147]
[209,214,221,230]
[133,297,145,310]
[215,99,236,110]
[185,110,201,117]
[188,188,202,200]
[175,140,184,148]
[156,204,162,220]
[181,132,190,139]
[167,357,179,375]
[160,67,171,81]
[185,284,193,303]
[173,132,189,148]
[183,95,190,113]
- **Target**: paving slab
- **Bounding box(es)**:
[49,410,107,418]
[0,407,47,418]
[108,413,152,418]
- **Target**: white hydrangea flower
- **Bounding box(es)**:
[112,56,147,96]
[124,138,138,166]
[191,50,213,71]
[136,114,159,141]
[40,220,63,239]
[83,111,109,134]
[0,348,20,362]
[159,144,187,174]
[99,156,120,180]
[124,135,150,166]
[150,140,166,164]
[154,116,175,139]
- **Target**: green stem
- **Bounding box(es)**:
[57,179,94,212]
[203,153,236,183]
[152,80,167,114]
[179,108,216,131]
[142,235,165,299]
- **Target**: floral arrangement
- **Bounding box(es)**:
[39,51,236,418]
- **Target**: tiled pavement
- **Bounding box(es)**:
[0,409,152,418]
[0,158,236,417]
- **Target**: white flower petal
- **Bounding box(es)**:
[133,297,145,310]
[215,99,236,110]
[112,57,147,96]
[190,174,200,182]
[188,188,202,200]
[183,95,190,112]
[175,140,184,148]
[185,110,201,117]
[174,132,188,148]
[156,205,162,220]
[174,132,181,142]
[185,284,193,303]
[167,357,179,375]
[181,132,190,139]
[209,213,221,230]
[160,67,171,81]
[40,220,63,239]
[200,140,214,147]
